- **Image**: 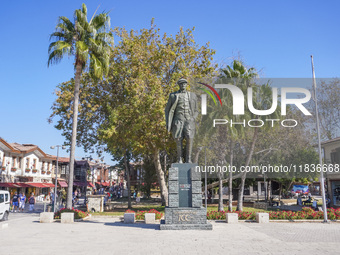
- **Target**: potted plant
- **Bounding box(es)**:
[25,168,30,173]
[32,169,38,173]
[41,170,46,174]
[11,167,17,172]
[1,166,5,171]
[47,171,51,175]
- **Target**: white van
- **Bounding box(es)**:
[0,190,10,221]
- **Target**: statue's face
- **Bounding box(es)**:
[179,82,188,91]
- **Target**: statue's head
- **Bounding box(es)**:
[177,78,188,91]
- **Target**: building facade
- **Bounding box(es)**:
[322,137,340,207]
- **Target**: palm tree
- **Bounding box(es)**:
[48,3,113,209]
[221,60,258,212]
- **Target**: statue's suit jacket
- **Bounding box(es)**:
[164,90,199,133]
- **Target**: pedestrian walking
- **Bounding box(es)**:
[11,192,19,212]
[19,193,26,212]
[28,193,36,212]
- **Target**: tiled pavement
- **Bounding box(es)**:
[1,214,339,255]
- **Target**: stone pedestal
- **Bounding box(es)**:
[145,213,156,224]
[61,212,74,223]
[160,163,212,230]
[226,213,238,223]
[40,212,54,223]
[256,212,269,223]
[87,195,105,212]
[124,213,135,224]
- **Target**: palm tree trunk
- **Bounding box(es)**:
[218,172,224,212]
[66,62,82,209]
[153,148,168,206]
[237,127,259,211]
[228,140,234,212]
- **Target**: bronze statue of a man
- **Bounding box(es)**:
[165,78,198,163]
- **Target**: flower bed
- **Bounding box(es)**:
[206,208,340,220]
[207,211,256,220]
[54,208,89,219]
[125,209,163,220]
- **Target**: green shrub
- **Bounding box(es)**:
[125,209,163,220]
[54,208,89,219]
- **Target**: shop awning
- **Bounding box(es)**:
[43,183,55,188]
[96,181,110,187]
[16,183,31,188]
[73,181,87,186]
[0,183,21,188]
[87,181,95,188]
[58,181,68,187]
[27,183,48,188]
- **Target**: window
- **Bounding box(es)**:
[330,148,340,164]
[18,158,22,168]
[42,161,45,170]
[33,159,37,169]
[61,165,66,174]
[12,157,16,167]
[0,194,4,203]
[26,158,30,168]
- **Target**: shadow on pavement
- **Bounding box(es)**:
[81,220,160,230]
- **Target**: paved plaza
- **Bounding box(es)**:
[1,209,340,255]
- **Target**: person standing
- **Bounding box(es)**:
[19,193,26,212]
[11,192,19,212]
[28,193,36,212]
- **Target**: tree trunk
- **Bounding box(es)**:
[153,148,168,206]
[66,61,82,209]
[194,147,203,163]
[124,152,132,209]
[279,182,282,205]
[228,140,234,212]
[237,127,259,211]
[218,172,224,211]
[267,180,272,201]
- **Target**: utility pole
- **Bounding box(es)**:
[311,55,328,222]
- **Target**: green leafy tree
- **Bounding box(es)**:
[48,3,113,208]
[50,21,216,206]
[315,79,340,140]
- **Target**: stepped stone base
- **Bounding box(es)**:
[160,223,212,230]
[160,207,212,230]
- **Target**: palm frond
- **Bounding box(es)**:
[75,41,89,63]
[91,12,110,31]
[48,41,72,66]
[57,16,74,33]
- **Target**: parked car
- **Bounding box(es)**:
[0,190,10,221]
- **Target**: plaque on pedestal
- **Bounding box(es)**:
[160,163,212,230]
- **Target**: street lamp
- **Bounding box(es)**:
[311,56,328,222]
[50,145,66,213]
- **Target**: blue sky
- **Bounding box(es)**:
[0,0,339,163]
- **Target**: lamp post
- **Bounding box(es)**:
[50,145,66,213]
[311,56,328,222]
